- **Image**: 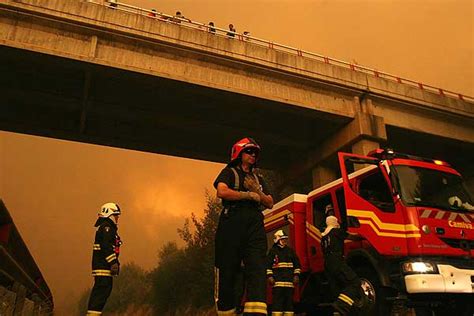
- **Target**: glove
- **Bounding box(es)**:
[268,276,275,286]
[110,263,120,276]
[293,275,300,285]
[244,175,261,193]
[240,191,261,203]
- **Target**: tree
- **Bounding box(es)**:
[150,192,221,314]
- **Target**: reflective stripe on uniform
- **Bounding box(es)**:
[243,301,267,314]
[274,281,294,288]
[93,244,101,250]
[105,254,117,263]
[272,312,283,316]
[217,308,236,315]
[283,312,294,316]
[272,262,294,268]
[266,269,273,275]
[92,269,112,277]
[293,268,301,274]
[86,311,102,315]
[338,293,354,306]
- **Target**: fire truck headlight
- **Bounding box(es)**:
[402,261,438,274]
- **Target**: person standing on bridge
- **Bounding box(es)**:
[86,202,122,315]
[266,229,301,316]
[214,137,274,315]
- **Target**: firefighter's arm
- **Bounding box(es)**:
[100,225,119,266]
[291,249,301,284]
[266,251,275,285]
[244,175,273,209]
[216,182,260,203]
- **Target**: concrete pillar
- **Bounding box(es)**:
[352,138,380,170]
[352,138,380,156]
[312,164,337,189]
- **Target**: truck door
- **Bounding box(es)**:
[338,152,413,256]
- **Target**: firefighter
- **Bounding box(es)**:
[266,230,301,316]
[214,137,274,316]
[321,206,362,316]
[86,202,122,315]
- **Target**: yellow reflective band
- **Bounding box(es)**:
[217,308,236,315]
[283,312,294,316]
[92,269,112,276]
[273,262,294,268]
[266,269,273,275]
[264,209,291,225]
[272,312,283,316]
[244,301,267,314]
[338,293,354,306]
[274,281,294,288]
[86,311,102,314]
[93,244,101,250]
[294,269,301,274]
[105,254,117,262]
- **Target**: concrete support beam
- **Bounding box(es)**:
[312,163,338,188]
[283,110,387,189]
[352,138,380,156]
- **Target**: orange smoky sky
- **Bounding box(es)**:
[0,0,472,314]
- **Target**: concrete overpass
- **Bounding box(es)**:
[0,0,473,192]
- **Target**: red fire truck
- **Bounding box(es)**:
[263,149,474,315]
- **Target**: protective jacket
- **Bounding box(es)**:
[92,217,121,276]
[266,244,301,287]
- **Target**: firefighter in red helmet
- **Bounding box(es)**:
[214,137,274,315]
[86,202,122,315]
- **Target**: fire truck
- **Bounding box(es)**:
[263,149,474,315]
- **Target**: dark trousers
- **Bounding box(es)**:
[87,276,113,313]
[272,286,294,314]
[325,255,361,314]
[215,208,267,315]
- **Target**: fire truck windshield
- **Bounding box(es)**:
[394,166,474,212]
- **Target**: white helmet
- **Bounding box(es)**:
[98,202,121,218]
[273,230,289,244]
[448,196,463,208]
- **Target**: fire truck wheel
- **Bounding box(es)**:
[354,267,390,316]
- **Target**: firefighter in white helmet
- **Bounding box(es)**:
[321,205,363,316]
[214,137,274,315]
[266,230,301,316]
[86,202,122,315]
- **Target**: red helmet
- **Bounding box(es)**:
[229,137,261,163]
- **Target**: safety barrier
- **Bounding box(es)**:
[0,200,53,315]
[88,0,473,103]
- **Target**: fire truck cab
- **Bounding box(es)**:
[263,149,474,315]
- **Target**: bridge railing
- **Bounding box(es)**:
[0,200,53,315]
[88,0,473,103]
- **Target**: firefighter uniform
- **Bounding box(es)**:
[321,216,361,316]
[214,159,271,315]
[87,204,122,315]
[266,232,301,316]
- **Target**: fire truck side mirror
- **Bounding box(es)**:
[347,216,360,228]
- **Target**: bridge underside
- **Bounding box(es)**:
[1,45,473,184]
[0,45,349,169]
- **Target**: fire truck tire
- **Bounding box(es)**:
[354,266,391,316]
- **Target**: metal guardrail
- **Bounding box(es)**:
[90,0,474,103]
[0,200,54,314]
